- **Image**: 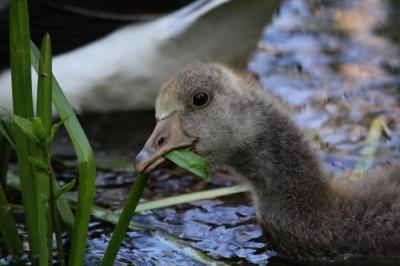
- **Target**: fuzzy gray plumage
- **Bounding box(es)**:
[155,61,400,263]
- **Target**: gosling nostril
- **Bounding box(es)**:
[157,136,166,147]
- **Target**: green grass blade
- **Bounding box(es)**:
[165,150,211,180]
[36,33,52,133]
[31,42,96,266]
[35,34,53,266]
[9,0,32,108]
[9,0,39,257]
[135,185,249,212]
[0,185,23,258]
[100,173,148,266]
[55,191,75,235]
[9,114,40,143]
[0,117,16,149]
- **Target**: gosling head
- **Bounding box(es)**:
[135,61,277,173]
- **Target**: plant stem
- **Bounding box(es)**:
[50,168,66,266]
[35,33,54,266]
[36,33,52,132]
[9,0,39,258]
[100,173,148,266]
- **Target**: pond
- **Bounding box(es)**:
[9,0,400,265]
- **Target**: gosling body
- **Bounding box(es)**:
[137,62,400,263]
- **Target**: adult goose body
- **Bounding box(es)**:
[0,0,281,112]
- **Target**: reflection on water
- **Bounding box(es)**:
[249,0,400,177]
[56,0,400,265]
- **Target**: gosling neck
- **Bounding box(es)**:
[227,106,332,220]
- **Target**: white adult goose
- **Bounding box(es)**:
[0,0,281,112]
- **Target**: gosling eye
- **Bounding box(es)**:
[192,91,209,107]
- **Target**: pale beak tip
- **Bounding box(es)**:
[134,148,153,172]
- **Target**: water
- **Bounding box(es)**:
[13,0,400,265]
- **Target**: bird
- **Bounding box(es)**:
[134,61,400,264]
[0,0,281,113]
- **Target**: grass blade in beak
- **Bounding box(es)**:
[164,149,211,180]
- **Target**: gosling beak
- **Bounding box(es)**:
[134,112,197,173]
